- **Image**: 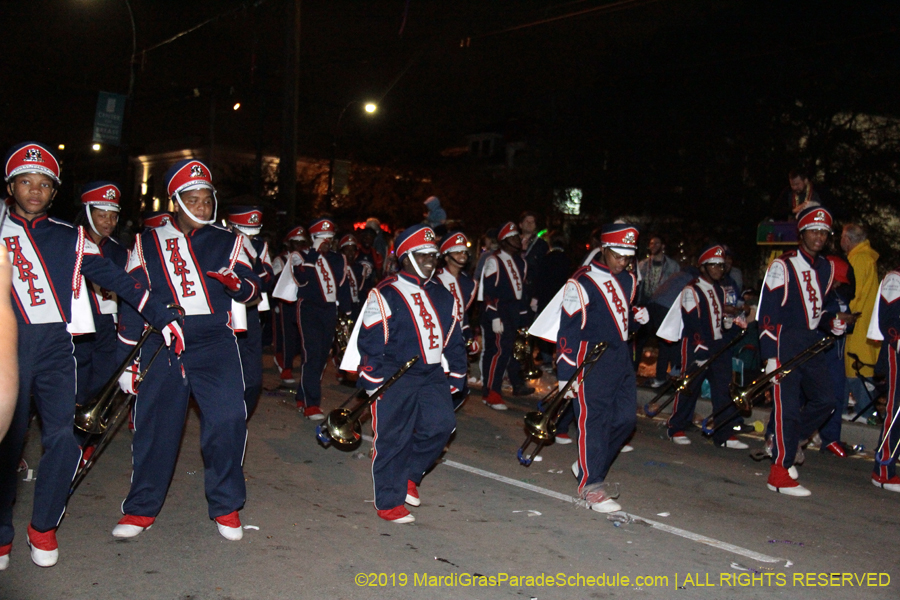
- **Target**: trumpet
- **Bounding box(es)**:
[316,356,419,447]
[517,342,608,466]
[701,335,835,435]
[71,305,184,494]
[643,328,748,418]
[514,328,542,381]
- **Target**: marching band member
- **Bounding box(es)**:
[111,159,260,541]
[757,206,847,496]
[338,233,366,316]
[532,224,647,513]
[73,183,129,413]
[272,226,309,385]
[866,269,900,492]
[435,231,479,408]
[0,143,182,568]
[479,221,533,410]
[274,218,351,420]
[350,225,466,523]
[227,206,274,417]
[659,244,748,449]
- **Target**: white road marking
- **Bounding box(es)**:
[443,459,785,565]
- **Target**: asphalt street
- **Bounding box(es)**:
[1,356,897,600]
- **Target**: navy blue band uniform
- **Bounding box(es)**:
[356,270,467,514]
[867,271,900,488]
[479,248,528,398]
[758,237,841,492]
[666,275,741,445]
[117,219,260,522]
[0,210,173,549]
[557,258,639,494]
[287,242,352,413]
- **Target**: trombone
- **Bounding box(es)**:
[316,356,419,447]
[514,328,542,381]
[700,335,835,435]
[643,327,748,418]
[517,342,608,466]
[71,305,184,494]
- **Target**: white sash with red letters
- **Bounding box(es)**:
[498,250,523,300]
[346,264,360,304]
[2,218,66,324]
[153,222,212,316]
[391,277,444,365]
[696,278,723,341]
[436,269,464,322]
[583,266,630,341]
[314,255,338,303]
[787,254,824,330]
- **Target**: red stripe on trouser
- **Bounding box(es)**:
[773,381,787,467]
[574,342,588,493]
[370,399,381,508]
[877,351,898,479]
[667,338,689,429]
[486,330,502,390]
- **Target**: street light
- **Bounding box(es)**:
[329,100,378,196]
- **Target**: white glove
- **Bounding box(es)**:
[118,363,140,395]
[290,251,303,267]
[723,315,734,329]
[558,380,579,398]
[492,318,504,334]
[530,298,538,313]
[765,358,780,375]
[830,318,847,336]
[734,315,748,329]
[633,306,649,325]
[366,388,379,397]
[161,321,185,355]
[694,359,708,367]
[361,262,373,280]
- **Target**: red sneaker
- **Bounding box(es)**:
[304,406,325,421]
[824,441,847,457]
[482,390,508,411]
[112,515,155,538]
[80,445,96,469]
[26,524,58,567]
[406,481,420,507]
[377,506,415,524]
[215,511,243,540]
[0,543,11,571]
[281,369,295,384]
[767,465,811,496]
[871,474,900,492]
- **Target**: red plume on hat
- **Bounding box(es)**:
[227,206,263,234]
[797,206,832,232]
[498,222,519,241]
[308,218,335,237]
[5,142,61,184]
[81,181,121,211]
[698,244,725,265]
[440,232,469,254]
[395,225,438,263]
[600,224,639,256]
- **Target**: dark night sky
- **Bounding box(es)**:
[6,1,895,154]
[4,0,900,236]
